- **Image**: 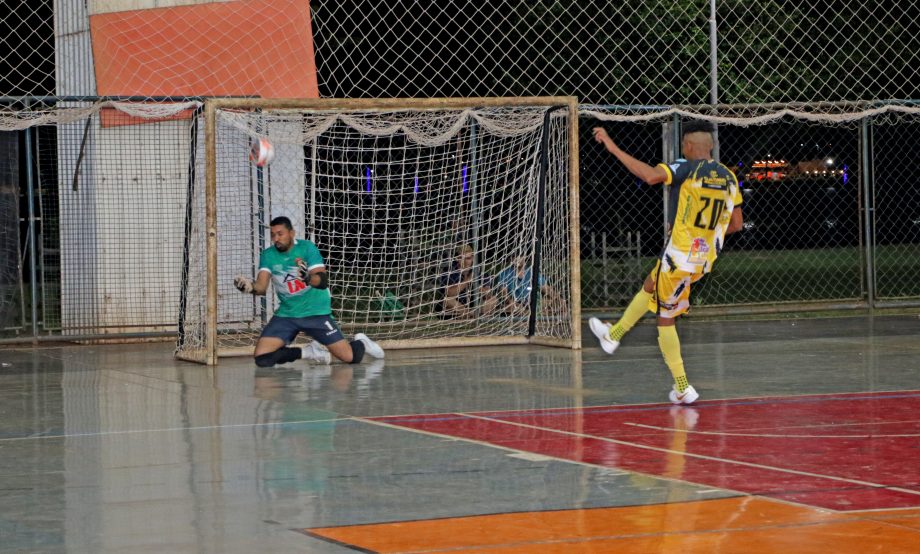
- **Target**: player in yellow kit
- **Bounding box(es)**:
[589,120,743,404]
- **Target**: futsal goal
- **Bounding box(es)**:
[176,97,581,364]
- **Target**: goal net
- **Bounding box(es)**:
[177,98,580,364]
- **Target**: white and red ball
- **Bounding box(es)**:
[249,137,275,167]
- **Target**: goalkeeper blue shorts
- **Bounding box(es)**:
[260,314,345,345]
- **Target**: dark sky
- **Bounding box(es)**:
[2,0,55,97]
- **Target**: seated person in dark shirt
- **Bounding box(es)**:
[439,244,497,318]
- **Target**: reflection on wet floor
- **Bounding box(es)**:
[0,315,918,552]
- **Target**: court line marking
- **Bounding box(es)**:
[0,416,352,442]
[317,518,893,554]
[844,505,920,514]
[301,496,781,532]
[624,421,920,439]
[358,416,756,501]
[373,390,920,423]
[459,413,920,498]
[662,419,920,433]
[358,415,884,515]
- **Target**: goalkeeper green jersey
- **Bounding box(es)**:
[258,239,331,318]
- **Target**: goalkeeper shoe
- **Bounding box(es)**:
[669,384,699,405]
[588,317,619,355]
[301,342,331,365]
[355,333,385,359]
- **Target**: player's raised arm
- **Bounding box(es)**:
[592,127,668,184]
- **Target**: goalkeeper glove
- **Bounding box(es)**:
[233,275,254,294]
[297,259,309,283]
[298,260,329,289]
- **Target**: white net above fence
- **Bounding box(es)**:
[7,99,920,136]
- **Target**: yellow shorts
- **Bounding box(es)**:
[646,261,705,318]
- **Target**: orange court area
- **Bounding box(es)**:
[306,497,920,553]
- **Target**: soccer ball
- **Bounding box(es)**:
[249,137,275,167]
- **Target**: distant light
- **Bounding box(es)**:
[825,158,834,166]
[366,167,371,193]
[462,165,468,193]
[842,164,848,184]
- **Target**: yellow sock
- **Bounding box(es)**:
[657,325,688,392]
[609,289,653,341]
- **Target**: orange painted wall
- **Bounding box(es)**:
[90,0,319,99]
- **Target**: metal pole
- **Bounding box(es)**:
[310,141,317,242]
[204,101,219,365]
[708,0,720,162]
[23,104,39,340]
[664,114,680,246]
[256,144,267,324]
[860,118,875,310]
[177,105,202,349]
[469,119,481,312]
[528,108,562,337]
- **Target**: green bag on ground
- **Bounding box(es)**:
[375,290,405,321]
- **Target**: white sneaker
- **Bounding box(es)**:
[669,384,699,405]
[355,333,385,359]
[588,317,619,354]
[301,342,331,365]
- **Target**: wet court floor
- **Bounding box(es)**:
[1,314,919,552]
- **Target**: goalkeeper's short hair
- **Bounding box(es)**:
[270,216,293,230]
[682,120,715,136]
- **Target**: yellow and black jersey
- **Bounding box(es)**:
[656,159,742,274]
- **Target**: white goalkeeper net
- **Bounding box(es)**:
[177,99,578,362]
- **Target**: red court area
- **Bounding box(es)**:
[372,391,920,511]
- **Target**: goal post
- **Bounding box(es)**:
[178,97,580,364]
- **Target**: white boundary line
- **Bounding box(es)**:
[390,388,920,419]
[624,421,920,439]
[357,415,874,515]
[459,413,920,498]
[0,416,350,442]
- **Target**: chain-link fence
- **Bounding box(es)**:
[4,2,920,113]
[578,112,920,313]
[2,102,918,342]
[0,103,201,340]
[871,120,920,302]
[3,1,920,341]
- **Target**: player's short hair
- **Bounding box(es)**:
[682,120,715,136]
[270,216,293,230]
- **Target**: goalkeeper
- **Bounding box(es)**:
[589,121,742,405]
[233,216,384,368]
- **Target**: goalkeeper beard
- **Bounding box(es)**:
[274,237,292,252]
